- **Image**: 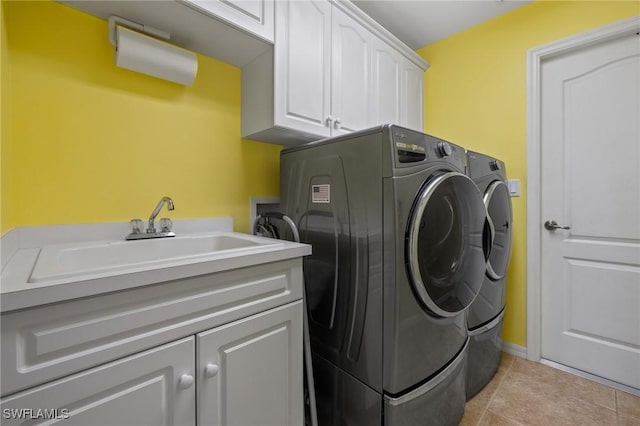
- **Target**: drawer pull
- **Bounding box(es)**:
[204,363,219,378]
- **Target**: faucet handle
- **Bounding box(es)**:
[129,219,145,234]
[159,218,173,233]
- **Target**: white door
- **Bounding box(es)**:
[274,0,331,137]
[330,6,371,135]
[540,31,640,389]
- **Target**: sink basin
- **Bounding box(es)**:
[29,233,283,283]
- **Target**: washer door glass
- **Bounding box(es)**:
[407,172,487,317]
[484,180,513,280]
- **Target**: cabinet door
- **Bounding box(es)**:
[330,6,372,135]
[183,0,274,42]
[370,38,402,126]
[275,0,332,138]
[0,338,195,426]
[197,301,303,426]
[400,58,424,131]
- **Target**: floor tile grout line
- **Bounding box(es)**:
[467,356,515,426]
[475,355,516,425]
[483,355,529,426]
[475,402,489,425]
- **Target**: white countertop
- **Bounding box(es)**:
[0,218,311,313]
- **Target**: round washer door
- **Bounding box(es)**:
[406,171,487,317]
[484,180,513,280]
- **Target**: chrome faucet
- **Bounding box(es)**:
[148,196,174,233]
[126,196,176,240]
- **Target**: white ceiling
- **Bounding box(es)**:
[352,0,533,49]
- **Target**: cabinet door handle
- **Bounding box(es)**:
[179,373,194,389]
[325,116,333,127]
[334,118,341,130]
[204,363,219,378]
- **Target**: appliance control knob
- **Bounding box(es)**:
[436,141,452,158]
[489,160,501,171]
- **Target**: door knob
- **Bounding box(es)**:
[544,220,570,231]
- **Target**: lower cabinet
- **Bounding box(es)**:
[0,302,303,426]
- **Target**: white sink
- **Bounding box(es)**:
[29,232,283,283]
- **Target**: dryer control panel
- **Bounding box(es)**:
[391,127,464,167]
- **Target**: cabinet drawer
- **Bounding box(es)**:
[1,258,302,396]
[1,337,195,426]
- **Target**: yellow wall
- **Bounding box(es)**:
[417,1,639,347]
[1,0,281,235]
[1,1,10,233]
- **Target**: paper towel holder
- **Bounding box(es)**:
[108,15,198,86]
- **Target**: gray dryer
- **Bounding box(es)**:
[465,150,513,399]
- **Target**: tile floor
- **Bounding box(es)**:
[461,353,640,426]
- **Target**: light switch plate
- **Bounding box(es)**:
[508,179,520,197]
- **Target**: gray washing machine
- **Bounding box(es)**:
[465,150,513,399]
[281,125,488,425]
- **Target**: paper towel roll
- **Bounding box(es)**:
[115,26,198,86]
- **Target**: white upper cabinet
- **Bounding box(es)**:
[274,0,332,138]
[401,57,424,132]
[272,1,372,138]
[331,6,372,136]
[60,0,273,68]
[241,0,428,146]
[370,40,424,133]
[370,37,402,127]
[183,0,275,43]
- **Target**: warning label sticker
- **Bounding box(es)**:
[311,184,330,203]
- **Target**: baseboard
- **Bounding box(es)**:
[501,341,527,359]
[540,359,640,397]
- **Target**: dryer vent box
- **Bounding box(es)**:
[250,196,281,223]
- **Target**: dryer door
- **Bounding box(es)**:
[484,180,513,281]
[406,172,487,317]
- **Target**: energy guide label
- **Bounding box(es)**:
[312,184,331,203]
